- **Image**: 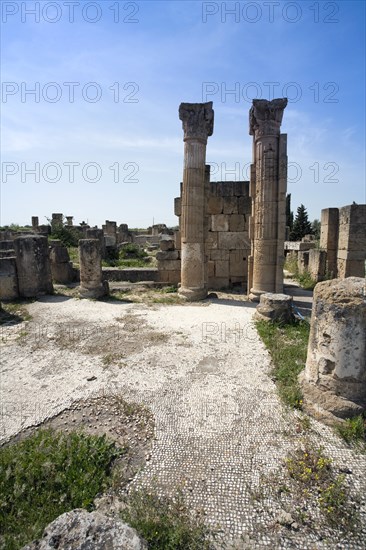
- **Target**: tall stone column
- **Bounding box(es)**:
[178,101,214,301]
[248,98,288,301]
[79,239,108,299]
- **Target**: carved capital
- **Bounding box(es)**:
[179,101,214,141]
[249,98,287,139]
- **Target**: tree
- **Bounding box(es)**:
[290,204,313,241]
[286,193,294,231]
[312,219,321,240]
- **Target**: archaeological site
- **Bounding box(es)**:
[1,99,365,549]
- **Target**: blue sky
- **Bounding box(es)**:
[1,0,365,228]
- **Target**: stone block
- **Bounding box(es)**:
[174,231,181,250]
[211,215,229,232]
[160,238,175,251]
[14,235,53,298]
[229,214,245,232]
[206,231,218,249]
[156,250,179,261]
[50,243,70,263]
[238,196,251,215]
[208,261,215,278]
[0,257,19,300]
[210,249,229,261]
[218,232,250,250]
[0,250,15,258]
[51,261,75,284]
[233,181,249,197]
[215,260,229,278]
[308,249,327,282]
[0,241,15,251]
[208,276,229,290]
[157,260,181,271]
[207,197,223,215]
[297,251,309,274]
[223,196,238,214]
[174,197,181,217]
[229,250,247,277]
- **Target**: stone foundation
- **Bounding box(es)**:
[254,293,294,324]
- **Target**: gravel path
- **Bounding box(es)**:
[1,295,365,548]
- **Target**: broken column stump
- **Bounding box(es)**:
[13,235,53,298]
[79,239,108,299]
[299,277,366,421]
[254,293,294,324]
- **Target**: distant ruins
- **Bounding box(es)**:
[0,99,365,303]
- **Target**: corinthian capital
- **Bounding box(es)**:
[179,101,214,141]
[249,98,287,138]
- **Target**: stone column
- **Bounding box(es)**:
[14,235,53,297]
[178,101,214,301]
[299,277,366,421]
[31,216,39,230]
[66,216,73,226]
[79,239,108,299]
[248,98,288,302]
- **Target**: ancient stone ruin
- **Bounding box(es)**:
[300,277,366,421]
[178,101,214,301]
[78,239,109,299]
[248,98,288,301]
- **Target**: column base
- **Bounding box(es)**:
[248,288,265,302]
[79,281,109,299]
[178,286,207,302]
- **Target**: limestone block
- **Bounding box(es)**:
[208,260,215,278]
[174,197,181,217]
[233,181,249,197]
[207,197,223,215]
[211,215,229,232]
[238,196,251,215]
[230,250,247,277]
[223,196,238,214]
[79,239,107,299]
[22,509,147,550]
[210,249,229,261]
[158,259,181,271]
[160,238,175,251]
[254,293,294,324]
[156,250,179,261]
[221,182,235,196]
[174,231,181,250]
[229,214,245,232]
[0,241,15,250]
[218,232,250,250]
[49,242,70,263]
[14,235,53,298]
[51,262,75,284]
[215,260,229,278]
[308,249,327,282]
[0,250,16,258]
[300,277,366,420]
[297,251,309,274]
[206,231,218,249]
[0,257,19,300]
[208,276,229,289]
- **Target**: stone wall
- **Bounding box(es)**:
[320,204,366,279]
[158,179,251,289]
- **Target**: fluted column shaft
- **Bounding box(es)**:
[248,98,288,302]
[178,102,214,301]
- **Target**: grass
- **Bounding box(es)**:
[335,415,365,450]
[102,258,151,268]
[121,490,213,549]
[284,255,317,290]
[286,442,359,529]
[0,429,123,550]
[0,300,33,325]
[256,320,310,409]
